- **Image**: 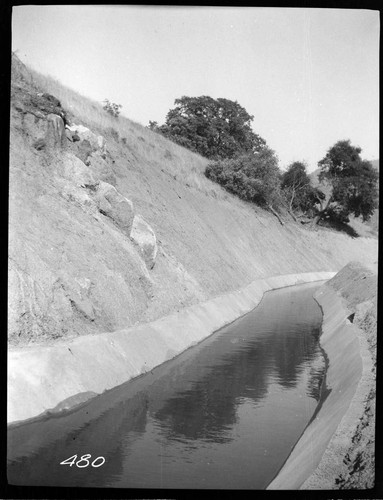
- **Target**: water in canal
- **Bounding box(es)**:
[8,281,327,489]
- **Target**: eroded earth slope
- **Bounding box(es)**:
[9,56,378,347]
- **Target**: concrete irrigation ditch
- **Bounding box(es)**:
[8,265,375,488]
[8,271,335,424]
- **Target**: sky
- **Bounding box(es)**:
[12,6,379,172]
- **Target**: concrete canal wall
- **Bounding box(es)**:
[268,263,376,489]
[8,271,335,424]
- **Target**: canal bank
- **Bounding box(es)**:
[8,281,327,488]
[268,261,376,489]
[8,271,335,424]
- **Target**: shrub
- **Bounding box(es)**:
[103,99,122,118]
[205,147,282,209]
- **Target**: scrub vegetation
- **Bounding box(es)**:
[152,95,379,231]
[9,51,378,349]
[13,55,218,199]
[102,99,122,118]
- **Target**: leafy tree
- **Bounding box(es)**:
[281,161,324,214]
[312,140,378,226]
[156,96,266,159]
[205,146,285,223]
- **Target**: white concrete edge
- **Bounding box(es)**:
[267,280,374,490]
[300,288,375,489]
[8,271,336,424]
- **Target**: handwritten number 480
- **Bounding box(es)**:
[60,454,105,468]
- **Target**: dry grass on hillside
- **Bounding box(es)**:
[13,55,224,200]
[13,55,378,238]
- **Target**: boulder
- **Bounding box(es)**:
[61,153,98,189]
[94,181,134,236]
[41,93,61,108]
[87,151,117,186]
[46,114,66,149]
[20,111,46,140]
[66,124,89,135]
[66,123,106,154]
[58,181,97,215]
[130,215,158,269]
[24,92,69,125]
[65,128,73,142]
[76,140,93,165]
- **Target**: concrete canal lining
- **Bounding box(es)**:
[8,271,335,424]
[267,278,374,489]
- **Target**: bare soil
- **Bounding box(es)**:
[8,61,378,348]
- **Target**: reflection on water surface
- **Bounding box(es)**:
[8,282,326,489]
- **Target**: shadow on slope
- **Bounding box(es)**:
[318,218,360,239]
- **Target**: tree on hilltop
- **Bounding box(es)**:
[312,140,378,226]
[155,96,266,159]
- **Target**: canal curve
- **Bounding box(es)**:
[8,281,328,489]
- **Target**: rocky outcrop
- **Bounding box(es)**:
[130,215,158,269]
[37,93,68,124]
[66,123,108,167]
[12,83,69,152]
[94,181,134,236]
[66,123,106,155]
[61,153,98,189]
[86,150,117,186]
[31,113,67,151]
[46,114,66,149]
[13,86,69,125]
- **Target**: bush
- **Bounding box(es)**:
[103,99,122,118]
[205,148,282,209]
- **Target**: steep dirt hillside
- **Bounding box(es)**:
[8,55,378,347]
